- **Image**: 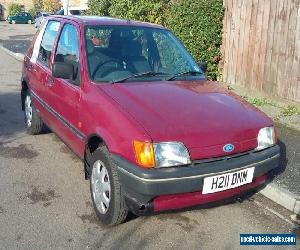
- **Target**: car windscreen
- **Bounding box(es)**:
[84,25,204,83]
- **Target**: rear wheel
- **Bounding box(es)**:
[24,90,43,135]
[90,146,128,225]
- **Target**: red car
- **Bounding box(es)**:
[21,15,280,225]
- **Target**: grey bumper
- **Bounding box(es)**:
[112,145,280,204]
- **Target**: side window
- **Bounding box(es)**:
[38,21,60,67]
[54,24,80,85]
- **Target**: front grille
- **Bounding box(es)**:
[191,150,253,166]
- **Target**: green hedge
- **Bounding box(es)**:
[87,0,224,80]
[166,0,224,80]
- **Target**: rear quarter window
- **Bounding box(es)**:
[38,20,60,67]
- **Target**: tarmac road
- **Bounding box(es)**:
[0,33,299,249]
[0,22,35,54]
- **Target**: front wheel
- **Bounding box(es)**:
[28,20,32,24]
[12,20,16,24]
[24,90,43,135]
[90,146,128,225]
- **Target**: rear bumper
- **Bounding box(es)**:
[112,145,280,214]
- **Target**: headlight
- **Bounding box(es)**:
[256,127,276,151]
[133,140,191,168]
[154,142,191,167]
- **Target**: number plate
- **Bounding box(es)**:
[202,167,255,194]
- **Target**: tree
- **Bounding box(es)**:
[33,0,44,10]
[29,0,44,18]
[87,0,111,16]
[8,3,22,16]
[43,0,61,13]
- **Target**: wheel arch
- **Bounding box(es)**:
[84,133,108,179]
[21,79,29,111]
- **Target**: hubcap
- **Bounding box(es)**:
[24,95,32,127]
[91,160,111,214]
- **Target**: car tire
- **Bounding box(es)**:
[12,20,16,24]
[28,20,32,24]
[24,90,43,135]
[90,145,128,226]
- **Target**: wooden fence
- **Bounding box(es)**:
[221,0,300,102]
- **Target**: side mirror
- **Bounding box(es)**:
[198,61,208,73]
[52,62,74,80]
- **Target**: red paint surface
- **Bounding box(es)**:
[153,174,268,212]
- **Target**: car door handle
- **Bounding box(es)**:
[47,77,54,86]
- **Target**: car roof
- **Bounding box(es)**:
[50,15,165,29]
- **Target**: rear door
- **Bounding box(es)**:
[29,20,61,129]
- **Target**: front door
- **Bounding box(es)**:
[47,22,84,156]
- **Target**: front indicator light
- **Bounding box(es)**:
[133,140,155,168]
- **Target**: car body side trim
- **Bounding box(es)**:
[116,154,280,183]
[31,90,85,140]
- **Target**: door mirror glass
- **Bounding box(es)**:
[52,62,74,79]
[198,61,207,73]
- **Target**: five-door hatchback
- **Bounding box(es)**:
[21,15,280,225]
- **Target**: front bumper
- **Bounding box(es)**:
[112,145,280,214]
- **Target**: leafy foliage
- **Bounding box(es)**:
[42,0,61,13]
[87,0,112,16]
[8,3,22,16]
[86,0,224,79]
[281,105,300,116]
[109,0,170,25]
[33,0,44,10]
[242,96,274,107]
[166,0,224,80]
[28,8,36,18]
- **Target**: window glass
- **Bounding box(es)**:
[85,27,112,48]
[153,31,193,73]
[84,26,203,82]
[38,21,60,67]
[54,24,80,85]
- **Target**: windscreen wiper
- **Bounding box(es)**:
[166,70,203,81]
[111,71,170,83]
